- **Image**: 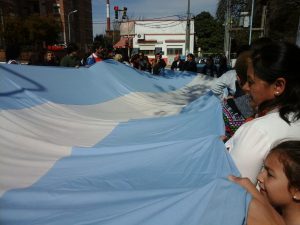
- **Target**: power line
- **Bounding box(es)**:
[93,21,107,24]
[136,21,183,29]
[142,14,185,20]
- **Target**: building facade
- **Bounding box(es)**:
[117,19,195,65]
[0,0,93,50]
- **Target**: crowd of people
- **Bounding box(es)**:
[129,52,199,75]
[5,42,204,75]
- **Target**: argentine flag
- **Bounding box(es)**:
[0,60,250,225]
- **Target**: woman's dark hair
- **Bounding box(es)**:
[187,53,195,59]
[251,42,300,124]
[271,141,300,191]
[250,37,273,52]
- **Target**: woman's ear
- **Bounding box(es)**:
[292,188,300,201]
[273,78,286,97]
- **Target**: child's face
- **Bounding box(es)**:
[257,152,292,208]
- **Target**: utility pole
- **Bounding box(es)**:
[127,17,130,58]
[260,5,267,37]
[185,0,191,55]
[224,0,231,60]
[297,16,300,47]
[106,0,111,36]
[68,10,78,43]
[0,8,5,49]
[249,0,255,45]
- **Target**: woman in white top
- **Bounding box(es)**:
[225,42,300,183]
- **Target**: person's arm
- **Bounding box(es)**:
[152,61,160,75]
[228,176,285,225]
[211,70,237,99]
[213,65,218,76]
[60,57,67,67]
[171,61,176,70]
[179,61,184,71]
[225,121,271,183]
[192,61,197,72]
[161,59,166,68]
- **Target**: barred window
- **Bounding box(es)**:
[140,50,155,56]
[167,48,182,55]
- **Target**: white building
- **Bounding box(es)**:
[115,19,195,65]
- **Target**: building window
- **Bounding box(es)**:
[140,50,155,56]
[53,3,60,14]
[167,48,183,55]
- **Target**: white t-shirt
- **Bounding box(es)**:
[225,111,300,183]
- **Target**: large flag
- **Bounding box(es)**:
[0,61,250,225]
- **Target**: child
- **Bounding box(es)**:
[229,141,300,225]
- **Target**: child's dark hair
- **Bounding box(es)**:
[271,141,300,190]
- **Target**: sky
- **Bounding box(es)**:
[92,0,219,36]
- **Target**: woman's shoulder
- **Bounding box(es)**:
[252,111,300,125]
[242,112,285,128]
[238,111,300,139]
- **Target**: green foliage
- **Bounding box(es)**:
[265,0,300,42]
[0,15,61,49]
[216,0,300,45]
[216,0,249,24]
[94,34,113,49]
[194,11,224,54]
[24,15,61,46]
[0,17,27,45]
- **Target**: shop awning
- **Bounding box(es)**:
[113,37,133,48]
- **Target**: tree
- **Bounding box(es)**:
[194,12,224,54]
[216,0,252,54]
[0,16,27,46]
[216,0,300,45]
[24,15,61,48]
[0,15,60,49]
[0,16,27,61]
[216,0,249,24]
[264,0,300,43]
[94,34,113,49]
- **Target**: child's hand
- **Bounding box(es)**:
[228,175,261,199]
[228,175,286,225]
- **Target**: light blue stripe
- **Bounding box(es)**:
[0,61,196,109]
[0,136,248,225]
